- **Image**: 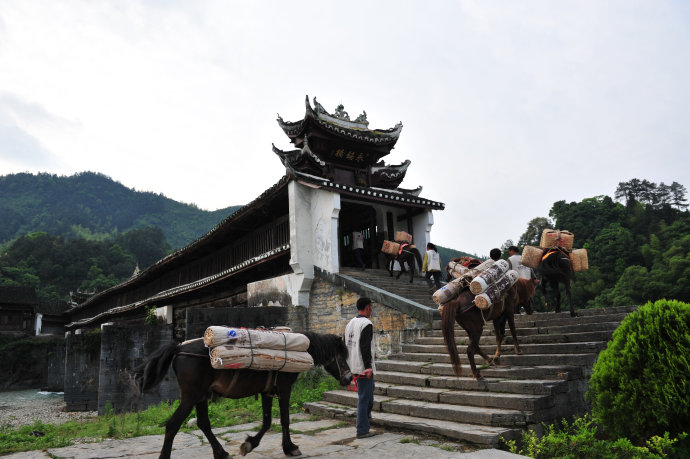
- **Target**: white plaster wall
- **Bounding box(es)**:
[412,210,435,253]
[247,273,303,307]
[287,180,341,307]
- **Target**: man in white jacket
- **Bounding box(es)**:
[345,297,376,438]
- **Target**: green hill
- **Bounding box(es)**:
[0,172,241,249]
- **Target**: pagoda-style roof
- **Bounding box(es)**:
[275,96,413,190]
[277,96,402,150]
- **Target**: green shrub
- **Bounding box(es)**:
[504,414,687,458]
[587,299,690,443]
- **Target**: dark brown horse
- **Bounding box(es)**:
[441,285,521,379]
[135,332,351,458]
[384,244,423,283]
[538,248,576,317]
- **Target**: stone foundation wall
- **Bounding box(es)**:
[64,330,101,411]
[306,277,430,358]
[98,323,178,415]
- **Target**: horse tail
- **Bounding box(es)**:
[135,343,179,393]
[441,295,463,377]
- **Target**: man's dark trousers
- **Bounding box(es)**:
[356,375,374,436]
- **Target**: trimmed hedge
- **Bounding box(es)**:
[587,299,690,443]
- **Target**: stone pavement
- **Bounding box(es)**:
[4,414,528,458]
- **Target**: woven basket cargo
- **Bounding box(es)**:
[210,346,313,372]
[557,231,574,250]
[204,326,310,351]
[381,240,401,255]
[521,245,543,269]
[570,248,589,272]
[394,231,412,244]
[540,229,574,250]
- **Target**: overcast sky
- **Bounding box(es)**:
[1,1,689,256]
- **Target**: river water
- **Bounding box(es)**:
[0,389,63,407]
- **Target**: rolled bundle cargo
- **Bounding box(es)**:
[470,259,510,294]
[210,346,314,372]
[447,260,469,278]
[521,245,543,269]
[448,259,495,279]
[395,231,412,244]
[204,326,310,351]
[570,248,589,271]
[432,279,461,305]
[381,240,401,255]
[474,270,519,309]
[432,275,472,305]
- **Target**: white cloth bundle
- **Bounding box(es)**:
[431,279,462,305]
[470,259,510,294]
[210,345,314,372]
[204,326,310,352]
[474,270,518,310]
[447,259,495,279]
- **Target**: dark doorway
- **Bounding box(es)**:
[339,202,380,269]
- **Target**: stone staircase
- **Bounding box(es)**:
[305,268,636,447]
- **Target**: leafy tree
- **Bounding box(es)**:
[587,299,690,443]
[518,217,553,247]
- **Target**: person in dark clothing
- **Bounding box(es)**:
[345,297,376,438]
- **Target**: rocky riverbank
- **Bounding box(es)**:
[0,393,97,429]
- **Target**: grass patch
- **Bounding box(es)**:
[0,367,339,455]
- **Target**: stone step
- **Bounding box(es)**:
[375,370,569,395]
[426,321,624,337]
[374,382,553,412]
[322,389,532,428]
[416,330,614,346]
[303,401,521,447]
[387,351,599,367]
[402,341,607,356]
[376,359,584,380]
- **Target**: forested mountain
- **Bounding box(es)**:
[0,172,241,249]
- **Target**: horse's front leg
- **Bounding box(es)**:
[409,262,415,284]
[240,394,272,456]
[195,400,228,458]
[278,388,301,456]
[160,398,195,459]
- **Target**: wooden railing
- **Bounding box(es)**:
[83,215,290,315]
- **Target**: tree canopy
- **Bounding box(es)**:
[519,178,690,308]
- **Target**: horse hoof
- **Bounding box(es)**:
[240,441,253,456]
[287,448,302,457]
[570,312,577,317]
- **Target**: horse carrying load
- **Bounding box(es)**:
[436,256,528,380]
[521,229,589,272]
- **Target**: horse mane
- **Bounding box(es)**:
[302,331,347,366]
